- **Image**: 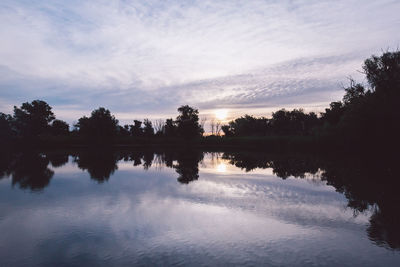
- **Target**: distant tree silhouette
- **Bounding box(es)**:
[221,125,233,137]
[143,119,154,137]
[164,118,177,137]
[153,119,165,136]
[117,124,131,137]
[222,110,319,137]
[131,120,143,137]
[342,79,367,105]
[270,109,320,136]
[0,112,14,141]
[50,119,69,136]
[321,101,345,126]
[222,115,269,136]
[75,107,119,142]
[12,100,55,138]
[176,105,204,139]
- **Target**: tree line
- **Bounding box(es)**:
[0,103,204,143]
[1,50,399,149]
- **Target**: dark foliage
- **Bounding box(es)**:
[50,119,69,136]
[0,112,14,141]
[75,107,119,142]
[12,100,55,138]
[222,110,320,137]
[176,105,204,139]
[143,119,154,137]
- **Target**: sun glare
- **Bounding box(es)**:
[216,163,227,173]
[214,109,228,120]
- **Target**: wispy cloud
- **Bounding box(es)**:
[0,0,399,122]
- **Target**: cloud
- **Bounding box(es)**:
[0,0,399,122]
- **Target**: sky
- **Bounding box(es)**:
[0,0,399,125]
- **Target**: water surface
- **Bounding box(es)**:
[0,150,399,266]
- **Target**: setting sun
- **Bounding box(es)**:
[214,109,228,120]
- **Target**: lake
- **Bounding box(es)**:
[0,149,399,266]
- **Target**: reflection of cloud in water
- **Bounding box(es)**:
[1,151,399,265]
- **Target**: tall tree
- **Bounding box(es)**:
[143,119,154,137]
[176,105,204,139]
[50,119,69,136]
[0,112,13,140]
[75,107,119,142]
[130,120,143,137]
[12,100,55,138]
[164,118,177,137]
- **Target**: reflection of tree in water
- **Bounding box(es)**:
[142,150,154,170]
[47,153,69,168]
[320,156,400,251]
[269,157,320,179]
[121,149,202,183]
[174,150,203,184]
[1,148,398,250]
[0,152,54,191]
[222,152,320,178]
[127,151,143,166]
[0,152,13,178]
[222,151,400,251]
[222,152,269,171]
[0,151,69,191]
[74,150,119,183]
[368,208,400,250]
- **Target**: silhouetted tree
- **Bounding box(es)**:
[342,79,367,105]
[0,112,14,141]
[131,120,143,137]
[316,50,400,148]
[223,115,269,136]
[118,124,131,137]
[176,105,204,139]
[143,119,154,137]
[164,118,177,137]
[270,109,319,135]
[221,125,233,137]
[50,119,69,136]
[153,119,165,136]
[321,101,345,126]
[12,100,55,138]
[363,50,400,96]
[75,107,119,142]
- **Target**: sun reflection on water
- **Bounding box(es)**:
[216,162,227,173]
